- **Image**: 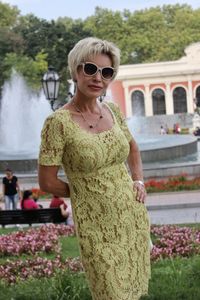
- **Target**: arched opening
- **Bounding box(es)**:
[152,88,166,115]
[173,87,187,113]
[131,90,145,116]
[195,86,200,107]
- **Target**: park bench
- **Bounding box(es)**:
[0,208,67,227]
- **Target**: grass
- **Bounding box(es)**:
[1,252,200,299]
[1,226,200,299]
[142,256,200,300]
[0,229,79,265]
[0,226,24,235]
[0,271,92,300]
[61,235,80,259]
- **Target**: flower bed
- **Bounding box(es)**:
[145,175,200,193]
[151,225,200,261]
[1,224,200,284]
[30,176,200,201]
[0,256,83,284]
[31,188,51,199]
[0,224,75,256]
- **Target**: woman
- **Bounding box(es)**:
[38,37,150,300]
[21,190,39,209]
[49,195,68,210]
[2,168,21,210]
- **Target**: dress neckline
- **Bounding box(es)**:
[60,102,117,136]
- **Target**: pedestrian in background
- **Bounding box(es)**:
[2,168,21,210]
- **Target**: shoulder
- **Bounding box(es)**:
[105,101,118,110]
[105,101,124,120]
[42,109,71,133]
[105,101,121,114]
[45,109,70,123]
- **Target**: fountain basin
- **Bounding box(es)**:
[137,134,198,163]
[0,134,197,173]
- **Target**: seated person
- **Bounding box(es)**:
[160,125,166,135]
[21,190,39,209]
[194,126,200,136]
[49,195,67,210]
[60,204,74,226]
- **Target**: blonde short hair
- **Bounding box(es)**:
[68,37,120,81]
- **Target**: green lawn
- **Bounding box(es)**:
[1,226,200,299]
[61,235,80,259]
[142,256,200,300]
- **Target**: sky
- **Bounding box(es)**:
[1,0,200,20]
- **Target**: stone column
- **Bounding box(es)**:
[165,82,174,115]
[123,84,132,118]
[144,84,153,116]
[187,77,194,113]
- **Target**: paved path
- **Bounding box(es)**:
[1,175,200,224]
[147,191,200,224]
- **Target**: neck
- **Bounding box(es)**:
[71,97,103,129]
[72,96,99,113]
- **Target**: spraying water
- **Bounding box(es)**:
[0,72,52,159]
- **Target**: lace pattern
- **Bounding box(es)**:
[39,102,151,300]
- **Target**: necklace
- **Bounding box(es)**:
[72,101,103,129]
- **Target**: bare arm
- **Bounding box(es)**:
[16,181,21,198]
[60,203,69,218]
[127,139,143,181]
[38,165,70,197]
[2,184,5,198]
[127,139,146,203]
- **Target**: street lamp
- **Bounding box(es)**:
[42,66,60,110]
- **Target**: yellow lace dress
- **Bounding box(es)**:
[39,102,151,300]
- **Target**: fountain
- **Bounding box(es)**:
[0,72,51,173]
[127,116,199,178]
[127,116,198,163]
[0,74,199,178]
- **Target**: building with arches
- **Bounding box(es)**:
[110,43,200,119]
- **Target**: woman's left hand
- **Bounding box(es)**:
[133,181,147,203]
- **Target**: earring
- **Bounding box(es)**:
[99,92,106,102]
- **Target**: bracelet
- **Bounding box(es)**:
[133,180,144,186]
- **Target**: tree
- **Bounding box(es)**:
[1,2,200,97]
[3,51,48,90]
[84,7,129,63]
[0,1,19,28]
[15,14,92,98]
[0,2,22,88]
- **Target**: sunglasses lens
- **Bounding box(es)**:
[84,63,97,76]
[102,67,114,79]
[83,63,114,80]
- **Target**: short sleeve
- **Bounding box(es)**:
[38,113,66,166]
[107,102,133,142]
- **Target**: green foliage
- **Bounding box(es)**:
[83,4,200,64]
[84,7,126,59]
[1,252,200,299]
[142,256,200,300]
[1,227,200,299]
[0,27,24,87]
[3,51,48,90]
[61,236,80,259]
[0,270,92,300]
[1,2,200,96]
[0,1,19,28]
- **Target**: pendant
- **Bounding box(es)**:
[89,125,93,128]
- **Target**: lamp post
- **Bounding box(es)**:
[42,66,60,110]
